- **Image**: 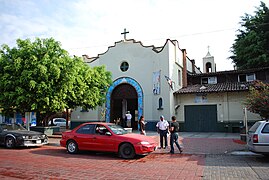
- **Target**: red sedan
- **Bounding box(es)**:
[60,122,157,159]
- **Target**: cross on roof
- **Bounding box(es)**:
[121,28,129,40]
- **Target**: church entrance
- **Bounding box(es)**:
[110,83,138,130]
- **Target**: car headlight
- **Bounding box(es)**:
[22,135,29,139]
[139,141,150,145]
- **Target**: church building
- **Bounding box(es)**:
[70,31,200,131]
[70,31,266,132]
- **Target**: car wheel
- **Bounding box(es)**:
[5,136,15,148]
[66,140,78,154]
[119,143,135,159]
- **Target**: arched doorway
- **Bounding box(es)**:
[111,84,138,129]
[105,77,143,130]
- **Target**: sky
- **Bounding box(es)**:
[1,0,268,71]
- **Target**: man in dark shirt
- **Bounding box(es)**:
[169,116,183,154]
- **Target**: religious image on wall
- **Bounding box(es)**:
[153,70,161,95]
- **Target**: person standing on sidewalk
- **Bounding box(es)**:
[125,111,132,128]
[169,116,182,154]
[156,115,169,149]
[139,116,146,135]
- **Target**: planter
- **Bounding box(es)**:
[30,126,60,136]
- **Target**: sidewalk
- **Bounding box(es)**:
[48,131,247,155]
[145,131,246,155]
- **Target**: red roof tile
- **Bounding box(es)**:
[174,82,252,94]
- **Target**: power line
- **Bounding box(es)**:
[67,27,237,50]
[63,22,269,51]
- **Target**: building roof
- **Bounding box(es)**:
[174,82,252,94]
[205,51,212,57]
[189,66,269,77]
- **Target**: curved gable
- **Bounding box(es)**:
[83,39,178,63]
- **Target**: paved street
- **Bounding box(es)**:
[0,132,268,179]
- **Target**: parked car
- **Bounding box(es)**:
[48,118,69,127]
[60,122,157,159]
[0,123,48,148]
[247,120,269,156]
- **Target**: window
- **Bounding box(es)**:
[205,62,212,73]
[201,77,217,84]
[238,73,256,82]
[95,125,109,135]
[158,98,163,110]
[262,123,269,133]
[247,74,255,81]
[54,119,65,123]
[178,70,181,86]
[201,78,208,84]
[120,61,129,72]
[238,74,246,82]
[76,124,95,134]
[248,122,261,133]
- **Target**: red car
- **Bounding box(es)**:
[60,122,157,159]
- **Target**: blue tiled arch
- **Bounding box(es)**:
[105,77,143,123]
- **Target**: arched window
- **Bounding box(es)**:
[206,62,212,73]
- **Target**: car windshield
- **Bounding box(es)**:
[107,124,128,135]
[0,124,26,131]
[54,118,66,122]
[55,119,65,122]
[249,122,261,133]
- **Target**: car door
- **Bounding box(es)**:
[73,124,96,150]
[93,125,117,152]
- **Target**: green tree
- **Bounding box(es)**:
[230,1,269,69]
[0,38,112,125]
[245,81,269,119]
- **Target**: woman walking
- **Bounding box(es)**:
[139,116,146,135]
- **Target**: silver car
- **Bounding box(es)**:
[48,118,69,127]
[247,120,269,156]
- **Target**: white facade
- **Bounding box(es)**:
[71,39,199,129]
[175,92,260,123]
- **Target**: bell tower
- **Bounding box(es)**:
[203,46,216,73]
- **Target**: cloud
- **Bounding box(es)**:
[0,0,267,71]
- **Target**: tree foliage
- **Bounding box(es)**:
[245,81,269,119]
[230,1,269,69]
[0,38,112,123]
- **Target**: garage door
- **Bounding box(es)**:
[184,105,218,132]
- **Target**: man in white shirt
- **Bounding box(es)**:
[156,115,169,149]
[125,111,132,128]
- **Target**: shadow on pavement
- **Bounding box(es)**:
[29,146,152,161]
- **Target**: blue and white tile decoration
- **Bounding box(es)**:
[105,77,143,123]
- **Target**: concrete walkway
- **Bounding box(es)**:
[145,131,241,139]
[146,131,246,155]
[49,131,248,155]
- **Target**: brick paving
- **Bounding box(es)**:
[0,146,204,180]
[0,133,268,179]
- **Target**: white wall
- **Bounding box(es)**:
[175,91,261,123]
[72,40,180,122]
